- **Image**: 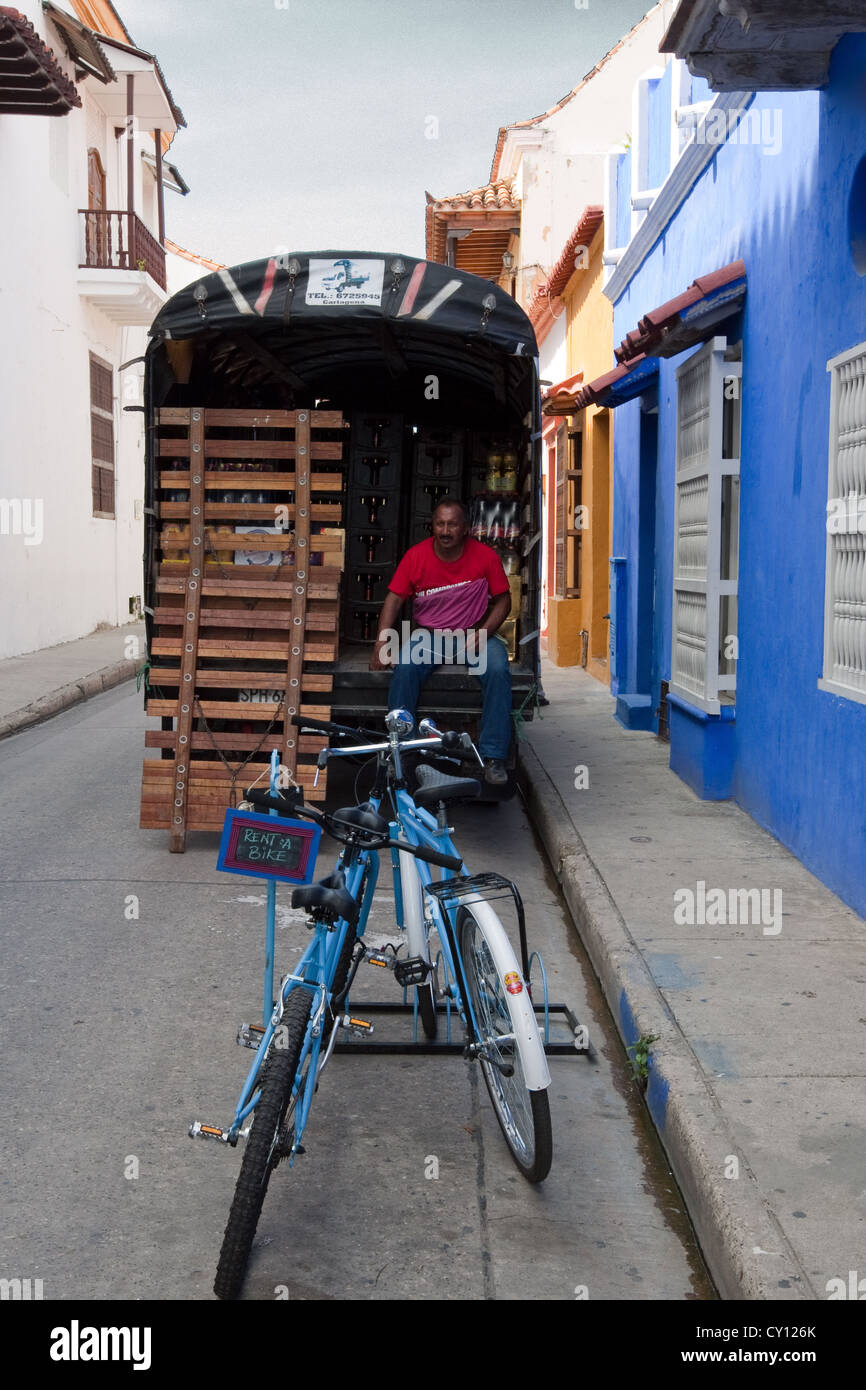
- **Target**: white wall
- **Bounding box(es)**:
[502,3,673,312]
[0,3,167,659]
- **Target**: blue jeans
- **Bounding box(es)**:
[387,630,512,760]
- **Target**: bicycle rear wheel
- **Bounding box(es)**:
[213,986,313,1299]
[457,906,552,1182]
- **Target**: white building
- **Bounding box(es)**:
[0,0,187,659]
[489,2,682,636]
[494,1,675,388]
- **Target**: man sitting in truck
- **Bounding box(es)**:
[368,497,512,785]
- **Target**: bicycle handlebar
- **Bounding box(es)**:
[292,713,475,764]
[242,788,463,871]
[387,839,463,871]
[290,713,380,742]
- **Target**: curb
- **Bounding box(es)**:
[517,738,815,1302]
[0,660,140,742]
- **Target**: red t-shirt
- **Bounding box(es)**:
[389,538,509,629]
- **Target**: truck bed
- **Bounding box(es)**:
[329,642,538,720]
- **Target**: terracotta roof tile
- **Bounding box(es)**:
[615,259,746,363]
[549,358,649,415]
[165,238,225,272]
[0,6,81,111]
[427,179,518,214]
[528,205,603,329]
[554,256,748,415]
[425,180,519,266]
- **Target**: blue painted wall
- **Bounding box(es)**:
[616,148,632,249]
[647,62,672,189]
[609,36,866,917]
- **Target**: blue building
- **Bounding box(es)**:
[578,1,866,916]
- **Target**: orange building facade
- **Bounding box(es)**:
[534,212,613,683]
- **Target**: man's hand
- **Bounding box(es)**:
[369,643,392,672]
[368,591,405,671]
[473,592,513,638]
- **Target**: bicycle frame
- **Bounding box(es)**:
[226,844,379,1148]
[223,720,548,1154]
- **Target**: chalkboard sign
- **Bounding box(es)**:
[217,809,321,883]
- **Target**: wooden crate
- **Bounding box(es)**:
[141,407,345,850]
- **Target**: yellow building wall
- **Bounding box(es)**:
[547,226,614,684]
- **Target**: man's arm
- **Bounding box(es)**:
[369,589,405,670]
[474,591,511,638]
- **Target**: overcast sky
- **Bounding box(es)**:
[116,0,660,268]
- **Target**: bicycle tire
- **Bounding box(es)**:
[457,906,552,1183]
[213,986,313,1299]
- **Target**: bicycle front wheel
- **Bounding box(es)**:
[213,986,313,1299]
[457,906,552,1183]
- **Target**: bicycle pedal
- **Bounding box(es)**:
[394,956,432,987]
[340,1015,374,1036]
[366,952,397,971]
[236,1021,266,1050]
[189,1121,229,1143]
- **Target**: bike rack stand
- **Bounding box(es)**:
[254,777,592,1060]
[333,873,592,1060]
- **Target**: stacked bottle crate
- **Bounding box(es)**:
[343,414,403,643]
[411,429,463,546]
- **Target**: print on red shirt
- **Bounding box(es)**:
[389,538,509,630]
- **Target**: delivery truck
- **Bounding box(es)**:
[139,251,542,848]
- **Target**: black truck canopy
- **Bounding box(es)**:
[147,251,538,426]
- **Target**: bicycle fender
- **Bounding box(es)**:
[463,899,551,1090]
[397,849,429,964]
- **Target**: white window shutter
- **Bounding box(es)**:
[820,342,866,702]
[671,337,738,715]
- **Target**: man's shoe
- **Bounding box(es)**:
[483,758,509,786]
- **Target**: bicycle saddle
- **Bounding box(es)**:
[412,763,481,810]
[331,802,390,835]
[291,868,359,925]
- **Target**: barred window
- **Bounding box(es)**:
[820,341,866,703]
[670,336,740,714]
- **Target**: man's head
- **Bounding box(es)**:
[432,497,469,558]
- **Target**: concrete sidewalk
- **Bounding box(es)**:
[0,623,145,739]
[520,661,866,1302]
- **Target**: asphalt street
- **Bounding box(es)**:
[0,682,714,1300]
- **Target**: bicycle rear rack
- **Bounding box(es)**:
[424,872,531,977]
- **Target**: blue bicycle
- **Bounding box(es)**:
[193,710,552,1300]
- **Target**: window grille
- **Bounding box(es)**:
[670,337,740,713]
[820,341,866,702]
